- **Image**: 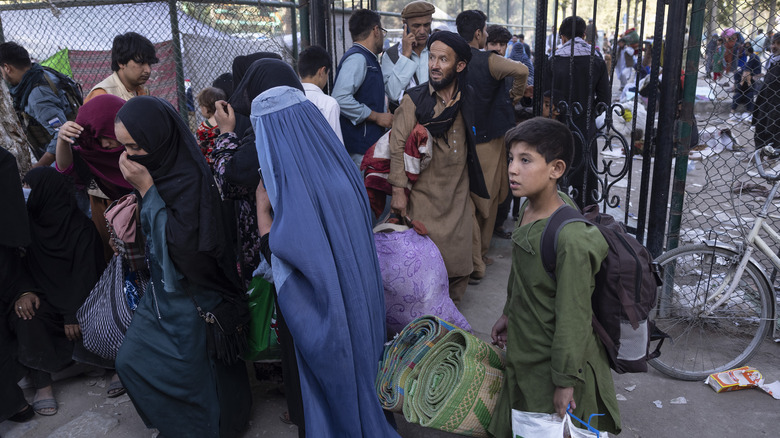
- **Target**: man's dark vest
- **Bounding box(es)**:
[467,48,515,143]
[336,44,386,155]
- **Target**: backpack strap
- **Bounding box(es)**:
[540,204,589,280]
[42,72,59,95]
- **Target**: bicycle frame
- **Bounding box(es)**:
[695,154,780,333]
[702,180,780,315]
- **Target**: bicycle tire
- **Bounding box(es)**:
[649,244,774,381]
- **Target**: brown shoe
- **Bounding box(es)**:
[482,256,494,266]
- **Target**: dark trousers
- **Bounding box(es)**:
[0,313,28,421]
[567,122,600,208]
[9,299,74,383]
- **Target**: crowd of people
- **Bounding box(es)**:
[704,27,780,134]
[1,3,631,437]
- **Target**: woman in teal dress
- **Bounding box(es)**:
[114,96,251,438]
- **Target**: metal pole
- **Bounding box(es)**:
[532,0,548,116]
[310,0,327,49]
[290,2,298,66]
[666,0,706,251]
[635,0,664,245]
[167,0,188,122]
[521,0,526,35]
[300,0,310,49]
[646,0,686,258]
[0,16,5,44]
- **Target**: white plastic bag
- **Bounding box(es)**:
[511,411,563,437]
[511,410,607,438]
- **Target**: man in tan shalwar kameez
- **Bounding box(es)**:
[388,31,488,305]
[456,10,528,284]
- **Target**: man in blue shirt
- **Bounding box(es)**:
[333,9,393,166]
[381,1,434,113]
[0,42,74,169]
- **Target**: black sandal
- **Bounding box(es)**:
[8,404,35,422]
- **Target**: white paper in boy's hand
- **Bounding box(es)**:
[759,380,780,400]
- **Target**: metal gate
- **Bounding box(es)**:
[531,0,704,256]
[311,0,701,256]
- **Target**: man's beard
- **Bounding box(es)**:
[430,68,457,91]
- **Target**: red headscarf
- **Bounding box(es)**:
[73,94,133,200]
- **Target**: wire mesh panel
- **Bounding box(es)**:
[675,2,780,263]
[0,0,297,126]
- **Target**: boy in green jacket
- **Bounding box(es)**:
[487,117,621,437]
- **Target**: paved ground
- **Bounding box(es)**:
[2,221,778,438]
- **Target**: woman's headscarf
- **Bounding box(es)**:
[231,52,282,89]
[0,148,30,248]
[117,96,243,294]
[211,72,234,100]
[229,58,304,117]
[23,167,105,323]
[224,59,304,189]
[72,94,132,200]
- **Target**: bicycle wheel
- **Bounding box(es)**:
[649,244,774,381]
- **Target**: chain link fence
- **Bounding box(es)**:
[0,0,298,129]
[674,2,780,268]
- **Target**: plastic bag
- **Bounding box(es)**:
[243,276,280,361]
[511,410,607,438]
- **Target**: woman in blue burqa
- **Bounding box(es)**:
[113,96,251,438]
[249,83,399,436]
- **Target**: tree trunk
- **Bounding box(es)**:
[633,0,640,30]
[707,0,718,39]
[0,80,32,178]
[770,0,777,34]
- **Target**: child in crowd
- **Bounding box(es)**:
[487,117,621,437]
[196,86,226,168]
[712,38,725,82]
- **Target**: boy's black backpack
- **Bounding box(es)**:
[17,66,83,159]
[540,203,666,373]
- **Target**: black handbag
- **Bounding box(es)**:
[186,291,250,365]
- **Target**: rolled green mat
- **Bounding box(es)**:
[402,329,506,437]
[375,315,458,412]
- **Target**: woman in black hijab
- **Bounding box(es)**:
[8,166,105,416]
[0,148,35,422]
[114,96,251,438]
[230,52,282,136]
[212,58,307,432]
[213,58,304,281]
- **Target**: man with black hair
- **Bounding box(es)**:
[298,45,343,143]
[382,1,435,112]
[0,42,75,169]
[518,34,532,58]
[486,25,512,56]
[456,10,528,286]
[333,9,392,166]
[544,15,610,208]
[85,32,158,102]
[388,31,488,306]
